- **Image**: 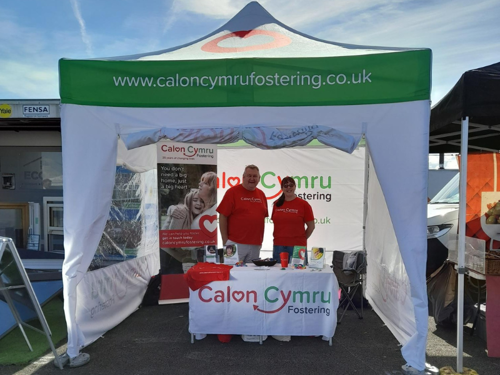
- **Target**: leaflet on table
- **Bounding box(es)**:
[205,245,217,263]
[309,247,325,269]
[291,245,307,266]
[223,244,239,265]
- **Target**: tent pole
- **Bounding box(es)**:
[362,133,369,254]
[456,116,469,373]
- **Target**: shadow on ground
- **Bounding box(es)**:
[2,304,500,375]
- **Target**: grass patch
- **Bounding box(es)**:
[0,297,67,365]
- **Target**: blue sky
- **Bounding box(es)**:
[0,0,499,105]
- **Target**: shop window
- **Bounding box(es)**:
[0,203,29,248]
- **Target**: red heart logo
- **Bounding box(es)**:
[232,291,245,302]
[201,30,291,53]
[299,249,306,260]
[227,177,240,187]
[199,215,217,238]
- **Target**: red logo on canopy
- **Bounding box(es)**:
[201,30,291,53]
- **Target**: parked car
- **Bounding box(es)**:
[427,173,459,277]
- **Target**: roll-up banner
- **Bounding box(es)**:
[157,141,217,303]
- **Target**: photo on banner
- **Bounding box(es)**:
[157,141,217,286]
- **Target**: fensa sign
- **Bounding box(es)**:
[23,105,50,118]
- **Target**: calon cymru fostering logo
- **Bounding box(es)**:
[197,285,332,317]
[218,171,332,202]
[159,143,215,161]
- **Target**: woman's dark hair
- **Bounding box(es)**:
[274,176,296,207]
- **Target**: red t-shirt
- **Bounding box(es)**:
[216,185,269,245]
[272,197,314,246]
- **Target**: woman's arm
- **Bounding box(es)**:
[305,220,315,239]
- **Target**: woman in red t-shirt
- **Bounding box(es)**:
[272,176,315,263]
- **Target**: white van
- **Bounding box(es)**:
[426,173,459,276]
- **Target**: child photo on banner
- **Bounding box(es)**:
[205,245,217,263]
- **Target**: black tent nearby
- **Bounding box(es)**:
[429,61,500,372]
[429,62,500,153]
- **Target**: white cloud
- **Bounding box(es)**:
[0,18,47,57]
[0,60,58,98]
[163,0,180,34]
[169,0,247,19]
[70,0,93,57]
[305,0,500,103]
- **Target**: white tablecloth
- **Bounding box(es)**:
[189,264,339,337]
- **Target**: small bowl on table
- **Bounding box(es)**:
[252,258,277,267]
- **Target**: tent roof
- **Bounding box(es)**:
[59,2,431,108]
[429,62,500,153]
[109,2,414,61]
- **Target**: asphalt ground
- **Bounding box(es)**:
[2,303,500,375]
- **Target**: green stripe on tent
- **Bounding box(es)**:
[59,50,431,107]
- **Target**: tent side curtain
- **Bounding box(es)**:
[120,125,361,153]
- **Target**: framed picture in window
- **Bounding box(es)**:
[26,234,40,251]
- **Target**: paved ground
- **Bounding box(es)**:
[2,304,500,375]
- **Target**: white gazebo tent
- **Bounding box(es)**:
[59,2,431,370]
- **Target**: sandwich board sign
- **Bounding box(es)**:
[0,236,65,369]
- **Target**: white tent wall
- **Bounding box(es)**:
[61,105,121,356]
[75,253,157,347]
[363,102,429,367]
[216,146,366,263]
[365,158,424,366]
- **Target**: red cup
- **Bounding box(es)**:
[280,252,289,267]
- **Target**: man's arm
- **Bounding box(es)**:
[219,214,229,245]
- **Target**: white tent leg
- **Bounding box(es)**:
[362,131,369,253]
[456,116,469,373]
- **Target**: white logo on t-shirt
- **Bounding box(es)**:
[275,208,299,214]
[240,197,262,203]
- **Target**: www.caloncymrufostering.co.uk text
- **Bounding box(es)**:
[113,70,373,90]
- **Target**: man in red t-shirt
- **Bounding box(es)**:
[217,165,269,262]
